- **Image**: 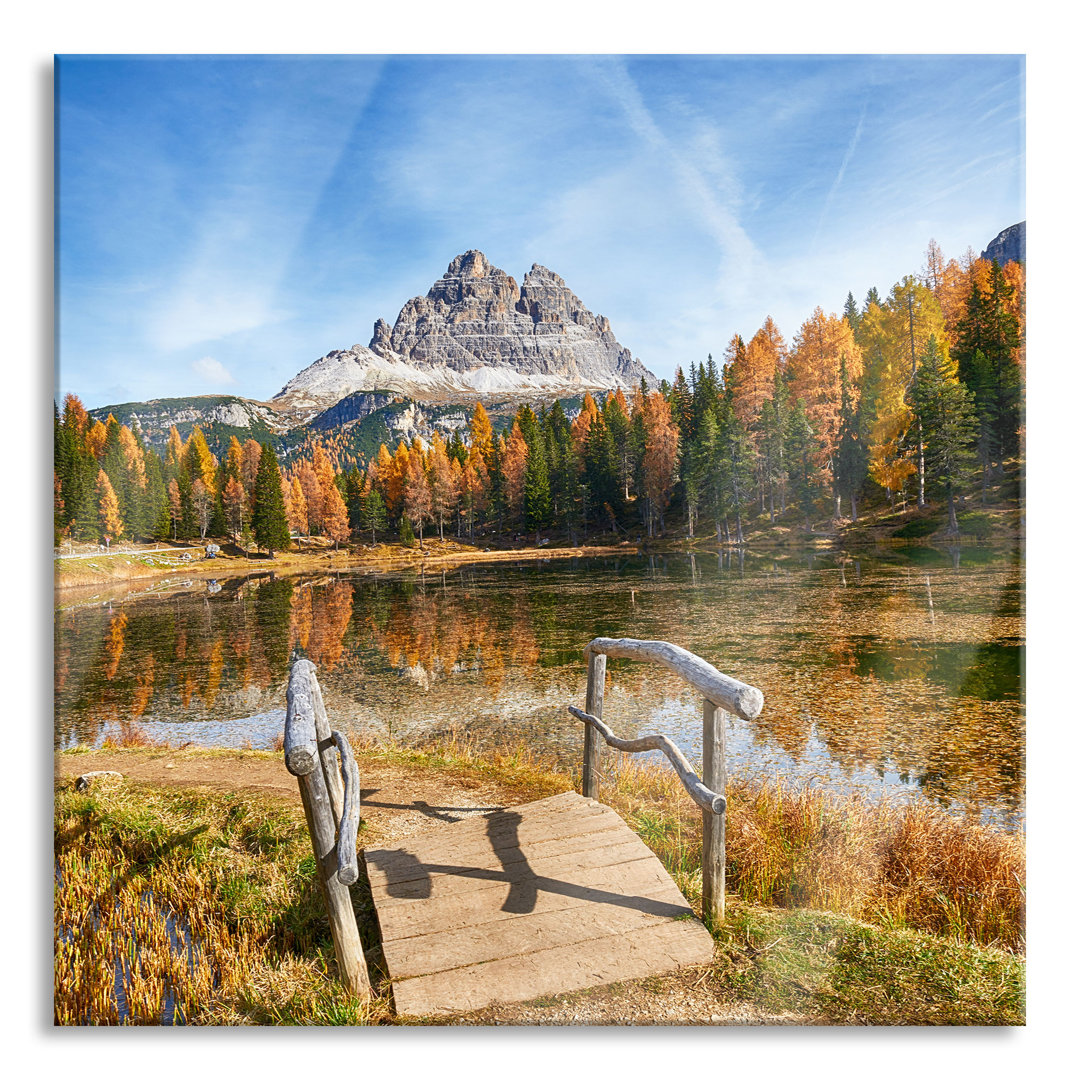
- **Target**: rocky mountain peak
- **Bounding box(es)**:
[981,221,1025,266]
[424,250,519,307]
[274,251,657,412]
[370,318,394,358]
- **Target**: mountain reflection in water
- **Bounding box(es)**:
[54,546,1024,828]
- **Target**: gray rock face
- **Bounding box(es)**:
[308,391,396,432]
[274,251,657,411]
[981,222,1025,266]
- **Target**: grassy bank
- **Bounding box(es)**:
[55,737,1024,1025]
[53,536,635,592]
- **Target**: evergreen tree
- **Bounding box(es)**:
[669,367,694,445]
[344,467,366,531]
[955,260,1022,472]
[209,485,228,538]
[488,434,507,535]
[911,335,976,534]
[359,487,388,544]
[251,443,291,556]
[715,388,754,544]
[756,371,792,520]
[447,429,468,468]
[786,398,820,531]
[843,291,861,335]
[101,417,130,534]
[544,401,576,540]
[583,410,621,530]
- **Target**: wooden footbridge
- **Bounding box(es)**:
[282,639,764,1017]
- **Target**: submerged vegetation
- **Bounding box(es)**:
[55,733,1024,1026]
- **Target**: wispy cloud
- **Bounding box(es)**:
[813,101,868,247]
[590,58,760,270]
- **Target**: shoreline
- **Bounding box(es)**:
[53,540,639,597]
[53,525,1022,598]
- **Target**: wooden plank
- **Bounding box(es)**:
[371,856,687,942]
[369,844,670,929]
[368,818,630,886]
[390,918,714,1017]
[366,791,716,1016]
[368,819,657,901]
[381,883,695,977]
[366,794,613,867]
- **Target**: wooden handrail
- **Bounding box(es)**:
[567,706,725,814]
[332,731,361,886]
[573,637,764,927]
[584,637,763,721]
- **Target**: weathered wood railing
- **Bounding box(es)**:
[283,658,371,1000]
[568,637,765,927]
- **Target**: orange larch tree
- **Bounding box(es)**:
[223,477,246,540]
[403,445,433,546]
[570,393,599,463]
[96,469,123,543]
[502,420,528,523]
[729,316,786,431]
[642,391,679,537]
[429,433,458,540]
[322,479,351,550]
[469,402,494,466]
[288,475,308,536]
[788,306,863,472]
[297,460,323,534]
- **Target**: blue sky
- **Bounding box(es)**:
[56,54,1025,410]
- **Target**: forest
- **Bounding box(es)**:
[53,240,1024,553]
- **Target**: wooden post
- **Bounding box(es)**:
[296,747,372,1001]
[582,650,607,799]
[285,659,371,1001]
[701,699,727,927]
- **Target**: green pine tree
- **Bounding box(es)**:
[251,443,291,556]
[786,398,820,531]
[360,487,388,544]
[912,335,976,535]
[522,407,552,539]
[843,291,861,334]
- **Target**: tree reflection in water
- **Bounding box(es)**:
[54,546,1023,825]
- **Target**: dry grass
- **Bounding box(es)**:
[54,743,1024,1026]
[54,779,394,1025]
[598,757,1025,952]
[100,722,166,750]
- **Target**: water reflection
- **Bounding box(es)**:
[54,545,1024,827]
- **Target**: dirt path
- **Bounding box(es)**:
[56,747,814,1026]
[56,747,516,849]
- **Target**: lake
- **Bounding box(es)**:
[54,544,1024,829]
